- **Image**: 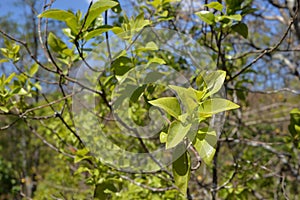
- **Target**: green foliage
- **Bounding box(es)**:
[2,0,298,199]
[289,108,300,148]
[232,23,248,39]
[196,1,249,38]
[149,97,181,119]
[0,157,19,196]
[172,150,191,194]
[148,70,239,192]
[0,40,20,63]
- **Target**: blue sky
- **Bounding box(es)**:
[0,0,91,16]
[0,0,131,17]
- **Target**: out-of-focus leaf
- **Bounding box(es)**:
[172,150,191,194]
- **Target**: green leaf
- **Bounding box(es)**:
[232,23,248,38]
[196,11,215,25]
[135,41,159,53]
[0,106,9,113]
[17,88,28,95]
[169,85,199,114]
[111,27,123,35]
[198,98,240,117]
[194,129,217,164]
[4,73,15,84]
[148,57,166,65]
[130,85,146,102]
[47,32,68,53]
[197,70,226,99]
[29,64,39,76]
[205,2,223,11]
[225,0,243,14]
[38,9,75,21]
[133,12,151,30]
[166,121,191,149]
[172,150,191,194]
[112,56,133,76]
[94,182,118,199]
[144,71,165,83]
[111,0,122,13]
[149,97,181,119]
[289,108,300,148]
[225,14,242,21]
[160,132,168,143]
[216,14,242,22]
[38,9,79,33]
[84,0,119,29]
[85,26,112,41]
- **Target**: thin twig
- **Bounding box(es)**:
[228,9,299,82]
[25,120,75,158]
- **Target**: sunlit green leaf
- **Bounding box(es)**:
[166,121,191,149]
[0,59,9,63]
[148,57,166,65]
[84,0,118,29]
[0,106,9,113]
[194,129,217,164]
[4,73,15,84]
[47,32,68,53]
[169,85,198,114]
[196,11,215,25]
[289,108,300,148]
[160,131,168,143]
[17,88,28,95]
[216,14,242,22]
[198,98,239,117]
[205,2,224,11]
[197,70,226,99]
[38,9,75,21]
[29,64,39,76]
[85,26,112,41]
[149,97,181,119]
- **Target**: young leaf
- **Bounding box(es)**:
[133,12,151,30]
[17,88,28,95]
[166,121,191,149]
[169,85,198,114]
[29,64,39,76]
[289,108,300,148]
[198,98,240,117]
[160,131,168,143]
[232,23,248,39]
[4,73,15,84]
[38,9,75,21]
[85,26,112,41]
[172,150,191,194]
[194,129,217,164]
[205,2,224,11]
[149,97,181,119]
[225,14,242,21]
[47,32,68,53]
[84,0,119,29]
[0,106,9,113]
[198,70,226,99]
[195,11,215,25]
